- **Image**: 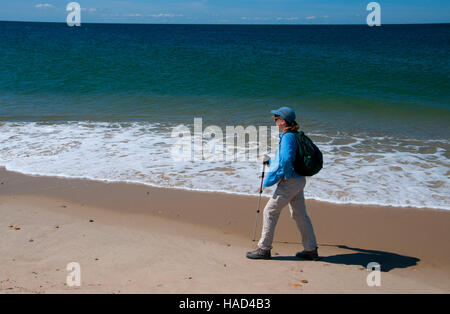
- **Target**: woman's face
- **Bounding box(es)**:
[274,115,287,130]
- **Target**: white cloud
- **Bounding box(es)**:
[276,17,299,21]
[81,7,97,12]
[240,17,269,21]
[306,16,316,20]
[35,3,53,8]
[148,13,183,17]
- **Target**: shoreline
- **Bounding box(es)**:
[1,166,449,293]
[1,166,448,212]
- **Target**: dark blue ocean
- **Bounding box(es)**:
[0,22,449,209]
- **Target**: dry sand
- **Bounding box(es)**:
[0,167,449,293]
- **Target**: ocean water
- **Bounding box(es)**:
[0,22,449,209]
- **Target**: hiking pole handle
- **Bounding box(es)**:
[258,155,269,195]
[258,167,265,196]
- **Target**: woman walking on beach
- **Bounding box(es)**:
[246,107,319,260]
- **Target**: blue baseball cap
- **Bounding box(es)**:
[270,107,296,123]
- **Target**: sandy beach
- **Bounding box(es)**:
[0,166,449,293]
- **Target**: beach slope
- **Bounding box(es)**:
[0,167,449,293]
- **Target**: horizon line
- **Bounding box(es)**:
[1,20,449,26]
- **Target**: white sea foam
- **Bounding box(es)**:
[0,121,449,210]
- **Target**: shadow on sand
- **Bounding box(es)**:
[272,244,420,272]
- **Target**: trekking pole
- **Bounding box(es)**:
[252,159,269,242]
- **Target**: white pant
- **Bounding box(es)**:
[258,176,317,251]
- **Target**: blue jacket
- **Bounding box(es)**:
[263,132,301,188]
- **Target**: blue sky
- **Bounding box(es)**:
[0,0,449,24]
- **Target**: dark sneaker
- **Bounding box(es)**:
[295,248,319,261]
[246,248,271,260]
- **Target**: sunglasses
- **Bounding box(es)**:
[273,115,283,121]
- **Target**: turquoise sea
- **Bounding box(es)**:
[0,22,449,209]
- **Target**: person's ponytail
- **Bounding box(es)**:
[283,120,299,133]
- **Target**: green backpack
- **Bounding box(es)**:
[292,131,323,176]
